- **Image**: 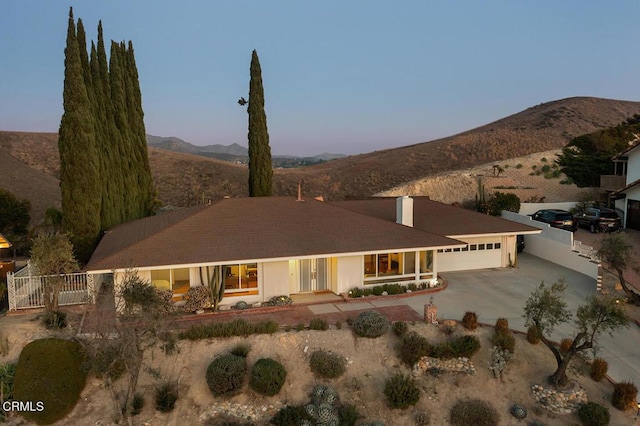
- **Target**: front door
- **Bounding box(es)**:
[299,258,327,292]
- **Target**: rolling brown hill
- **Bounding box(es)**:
[2,96,640,226]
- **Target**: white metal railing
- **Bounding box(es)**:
[7,271,95,311]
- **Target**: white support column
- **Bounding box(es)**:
[7,272,16,311]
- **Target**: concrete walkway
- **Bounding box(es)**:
[307,253,640,391]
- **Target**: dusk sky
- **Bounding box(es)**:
[1,2,639,156]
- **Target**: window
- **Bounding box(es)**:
[223,263,258,291]
[470,244,477,251]
[150,268,190,296]
[495,243,501,249]
[478,244,485,250]
[364,252,428,279]
[486,243,493,250]
[420,251,433,273]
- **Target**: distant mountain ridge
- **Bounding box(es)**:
[146,134,346,166]
[3,96,640,225]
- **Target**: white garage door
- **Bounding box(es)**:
[437,241,502,272]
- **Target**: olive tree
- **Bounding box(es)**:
[598,233,639,304]
[523,280,628,388]
[29,233,79,312]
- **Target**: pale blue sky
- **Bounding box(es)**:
[1,1,639,156]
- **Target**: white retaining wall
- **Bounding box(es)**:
[502,211,598,279]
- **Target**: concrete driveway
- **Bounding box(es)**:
[373,253,640,392]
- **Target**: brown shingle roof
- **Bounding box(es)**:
[332,197,540,237]
[86,197,462,271]
[611,178,640,195]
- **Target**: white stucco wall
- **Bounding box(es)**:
[501,211,598,279]
[261,261,290,300]
[336,255,363,294]
[627,146,640,183]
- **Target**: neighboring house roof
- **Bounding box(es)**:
[0,233,11,249]
[86,197,463,272]
[611,178,640,196]
[332,197,540,238]
[612,138,640,160]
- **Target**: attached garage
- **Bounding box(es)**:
[627,199,640,231]
[437,237,503,272]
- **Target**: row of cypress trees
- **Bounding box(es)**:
[59,8,156,262]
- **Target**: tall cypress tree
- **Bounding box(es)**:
[247,50,273,197]
[92,23,122,229]
[58,8,101,262]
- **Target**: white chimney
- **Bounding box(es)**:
[396,196,413,227]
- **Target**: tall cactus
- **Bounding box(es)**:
[199,266,225,309]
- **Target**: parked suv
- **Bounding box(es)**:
[531,209,578,232]
[575,207,621,233]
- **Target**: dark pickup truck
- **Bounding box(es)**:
[574,207,621,233]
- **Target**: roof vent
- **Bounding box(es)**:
[396,196,413,227]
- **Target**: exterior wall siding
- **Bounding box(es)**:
[336,256,363,294]
[261,261,289,301]
[627,147,640,183]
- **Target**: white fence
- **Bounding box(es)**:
[7,271,103,311]
[502,211,599,279]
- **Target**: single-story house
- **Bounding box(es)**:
[85,196,540,306]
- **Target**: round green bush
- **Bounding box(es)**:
[450,399,499,426]
[206,353,247,396]
[578,401,610,426]
[450,335,481,358]
[250,358,287,396]
[310,350,346,379]
[491,331,515,353]
[352,310,389,338]
[384,373,420,409]
[270,405,312,425]
[13,338,87,425]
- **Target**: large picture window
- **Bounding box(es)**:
[364,251,431,281]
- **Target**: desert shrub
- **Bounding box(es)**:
[13,338,87,425]
[295,323,305,331]
[450,398,500,426]
[206,354,247,396]
[578,401,610,426]
[407,282,418,291]
[309,318,329,331]
[392,320,408,336]
[352,310,389,338]
[230,343,251,358]
[491,331,515,353]
[131,392,144,416]
[338,403,362,426]
[462,312,478,330]
[90,342,126,380]
[384,373,420,409]
[414,410,431,426]
[349,287,365,298]
[559,338,573,356]
[42,310,68,329]
[250,358,287,396]
[450,335,481,358]
[155,381,178,412]
[270,405,311,425]
[179,319,277,340]
[310,350,346,379]
[516,163,523,169]
[0,363,16,401]
[335,321,342,329]
[590,358,608,382]
[430,341,454,359]
[494,318,509,333]
[526,324,541,344]
[398,331,431,365]
[612,381,638,411]
[266,295,292,306]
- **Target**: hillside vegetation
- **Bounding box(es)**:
[1,97,640,225]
